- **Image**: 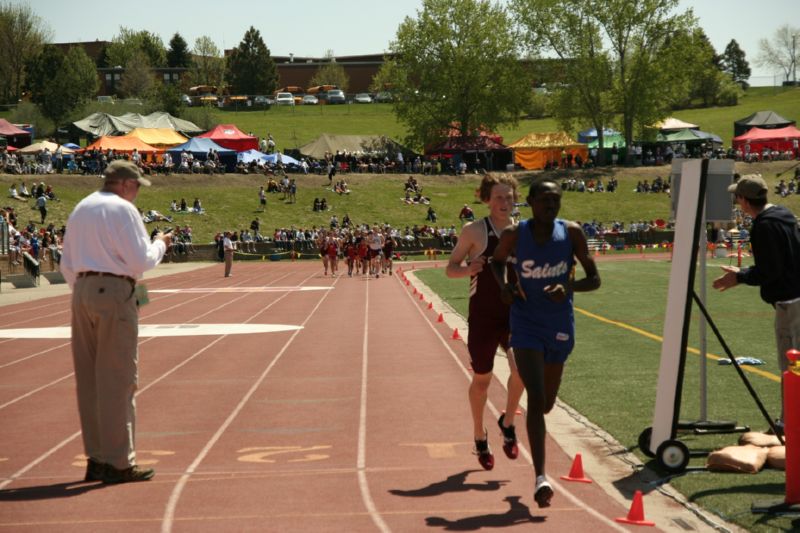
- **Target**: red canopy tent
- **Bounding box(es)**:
[0,119,32,148]
[197,124,258,152]
[732,125,800,154]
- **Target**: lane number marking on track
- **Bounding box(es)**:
[237,445,332,463]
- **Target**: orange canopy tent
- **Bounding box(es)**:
[509,132,588,170]
[83,135,159,154]
[124,128,188,149]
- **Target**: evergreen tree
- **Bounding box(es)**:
[167,33,191,68]
[225,27,277,95]
[722,39,751,88]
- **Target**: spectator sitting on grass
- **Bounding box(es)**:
[313,197,322,212]
[192,198,204,214]
[458,204,475,224]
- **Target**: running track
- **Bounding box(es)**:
[0,261,641,532]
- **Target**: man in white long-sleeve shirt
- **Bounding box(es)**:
[61,160,171,484]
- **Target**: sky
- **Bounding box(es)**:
[29,0,796,85]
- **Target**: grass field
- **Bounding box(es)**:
[416,257,797,533]
[2,160,798,246]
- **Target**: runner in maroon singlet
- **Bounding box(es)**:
[445,173,524,471]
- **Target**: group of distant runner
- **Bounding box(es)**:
[316,225,397,278]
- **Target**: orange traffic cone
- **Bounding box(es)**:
[405,279,410,286]
[560,453,592,483]
[452,328,461,340]
[437,313,444,323]
[413,287,417,295]
[428,302,433,309]
[419,293,424,301]
[615,490,655,526]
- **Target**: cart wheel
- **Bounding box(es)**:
[656,439,690,473]
[638,427,655,458]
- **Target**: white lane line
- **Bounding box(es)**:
[0,373,73,410]
[357,281,391,533]
[0,270,303,488]
[160,273,336,533]
[0,324,302,339]
[0,342,71,369]
[395,273,628,532]
[150,286,332,293]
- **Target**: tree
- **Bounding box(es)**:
[308,51,349,92]
[756,25,800,83]
[167,32,191,68]
[225,26,277,95]
[28,45,97,126]
[106,27,166,68]
[510,0,614,161]
[515,0,696,158]
[188,36,225,88]
[0,2,51,104]
[381,0,530,150]
[118,51,154,98]
[721,39,751,88]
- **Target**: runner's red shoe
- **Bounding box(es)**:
[497,413,519,460]
[473,434,494,471]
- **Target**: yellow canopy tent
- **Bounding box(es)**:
[124,128,188,149]
[509,132,588,170]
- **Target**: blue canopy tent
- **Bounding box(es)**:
[265,152,300,166]
[167,137,237,172]
[577,127,621,144]
[237,149,269,164]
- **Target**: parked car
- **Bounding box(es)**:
[180,94,192,106]
[327,89,346,104]
[354,93,373,104]
[275,92,295,106]
[96,95,115,105]
[374,91,393,103]
[254,95,274,106]
[302,94,319,105]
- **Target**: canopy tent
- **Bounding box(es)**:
[577,127,621,144]
[656,128,722,145]
[0,119,32,148]
[124,128,188,149]
[17,140,75,155]
[508,132,588,170]
[72,111,203,138]
[237,149,269,164]
[299,133,409,160]
[83,135,158,154]
[732,125,800,153]
[265,152,300,166]
[587,133,626,149]
[734,110,795,137]
[425,136,512,171]
[651,117,699,131]
[444,124,503,144]
[167,137,237,171]
[197,124,258,152]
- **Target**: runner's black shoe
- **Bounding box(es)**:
[473,433,494,471]
[497,413,519,460]
[534,475,553,508]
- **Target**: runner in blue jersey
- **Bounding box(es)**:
[491,178,600,508]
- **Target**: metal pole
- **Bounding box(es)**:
[699,212,708,422]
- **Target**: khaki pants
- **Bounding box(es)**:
[71,275,139,469]
[224,249,234,276]
[775,299,800,420]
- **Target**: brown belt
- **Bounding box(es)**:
[77,271,136,287]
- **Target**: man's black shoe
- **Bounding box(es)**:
[84,458,106,482]
[102,464,155,484]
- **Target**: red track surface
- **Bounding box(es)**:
[0,261,640,532]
